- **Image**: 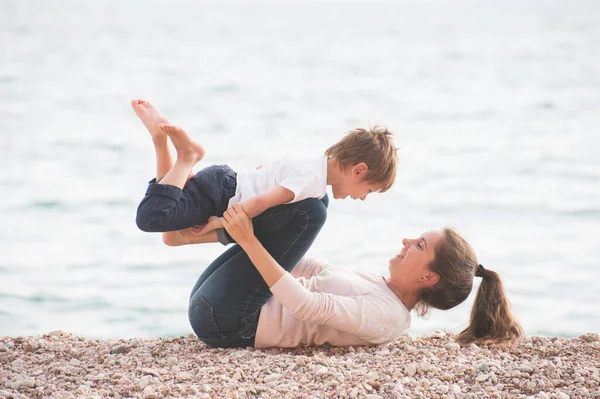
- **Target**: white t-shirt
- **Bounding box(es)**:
[228,155,328,207]
[255,257,411,348]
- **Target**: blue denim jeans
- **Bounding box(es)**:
[136,165,237,233]
[188,195,329,347]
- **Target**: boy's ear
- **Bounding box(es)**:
[352,162,369,178]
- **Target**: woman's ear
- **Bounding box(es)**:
[423,272,440,286]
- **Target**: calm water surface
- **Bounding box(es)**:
[1,0,599,339]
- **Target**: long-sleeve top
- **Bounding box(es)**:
[254,257,411,348]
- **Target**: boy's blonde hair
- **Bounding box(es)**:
[325,126,398,192]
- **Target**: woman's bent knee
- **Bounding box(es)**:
[297,197,328,226]
[188,296,227,341]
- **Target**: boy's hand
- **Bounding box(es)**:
[193,216,223,236]
[182,172,194,188]
[189,223,207,235]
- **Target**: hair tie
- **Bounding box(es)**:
[475,264,486,278]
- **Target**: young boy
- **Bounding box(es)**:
[132,99,398,246]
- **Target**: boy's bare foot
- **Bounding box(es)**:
[159,124,205,163]
[131,99,170,140]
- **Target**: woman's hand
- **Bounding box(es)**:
[222,203,255,245]
[222,203,284,287]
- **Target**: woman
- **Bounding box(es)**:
[187,198,523,348]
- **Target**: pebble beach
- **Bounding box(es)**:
[1,332,598,399]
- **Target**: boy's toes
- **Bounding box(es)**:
[158,123,175,133]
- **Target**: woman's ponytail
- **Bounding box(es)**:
[456,268,524,347]
[419,228,524,347]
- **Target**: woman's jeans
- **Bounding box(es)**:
[188,195,329,347]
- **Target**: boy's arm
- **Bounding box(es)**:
[195,186,295,236]
[162,229,219,246]
[240,186,295,218]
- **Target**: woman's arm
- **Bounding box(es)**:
[222,204,407,344]
[221,203,287,286]
[221,205,366,333]
[290,257,326,279]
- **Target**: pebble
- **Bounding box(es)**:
[166,356,178,365]
[142,368,161,378]
[23,342,37,353]
[264,373,282,383]
[110,345,128,354]
[393,381,404,393]
[419,362,432,372]
[0,334,594,398]
[519,365,534,373]
[19,378,36,389]
[177,371,193,380]
[142,386,157,399]
[444,343,461,350]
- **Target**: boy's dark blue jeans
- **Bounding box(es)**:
[136,165,237,233]
[188,195,329,347]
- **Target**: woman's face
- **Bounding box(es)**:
[389,230,445,283]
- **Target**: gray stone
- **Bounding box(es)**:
[110,344,128,354]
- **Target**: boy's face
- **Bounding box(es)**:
[331,163,382,200]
